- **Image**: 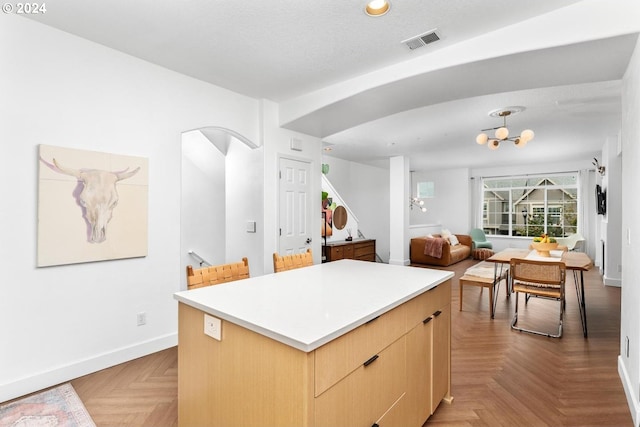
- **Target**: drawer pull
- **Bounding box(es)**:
[365,315,380,325]
[371,424,380,427]
[433,310,442,317]
[423,316,432,324]
[363,354,379,367]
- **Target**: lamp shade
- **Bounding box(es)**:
[476,133,488,145]
[495,127,509,140]
[514,138,527,148]
[520,129,535,142]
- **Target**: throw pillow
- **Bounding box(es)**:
[449,234,460,246]
[441,228,451,238]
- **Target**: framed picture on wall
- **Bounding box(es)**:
[37,144,149,267]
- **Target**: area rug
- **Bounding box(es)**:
[0,383,95,427]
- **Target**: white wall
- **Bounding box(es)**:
[619,35,640,427]
[262,100,323,272]
[225,139,265,277]
[0,15,260,402]
[410,168,470,234]
[181,131,226,286]
[321,156,390,262]
[601,135,623,286]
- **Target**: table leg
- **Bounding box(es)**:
[574,270,588,338]
[489,283,494,319]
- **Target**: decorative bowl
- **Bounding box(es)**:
[531,242,559,257]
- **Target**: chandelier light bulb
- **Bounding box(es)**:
[420,207,427,212]
[514,138,527,148]
[488,140,500,150]
[476,133,488,145]
[520,129,535,142]
[495,127,509,140]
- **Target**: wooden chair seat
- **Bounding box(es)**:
[459,261,509,319]
[273,249,313,273]
[186,257,249,290]
[510,258,566,338]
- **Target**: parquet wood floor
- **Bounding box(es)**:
[66,257,631,426]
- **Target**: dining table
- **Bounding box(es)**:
[486,248,593,338]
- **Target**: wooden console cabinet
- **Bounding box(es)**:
[175,260,452,427]
[325,238,375,262]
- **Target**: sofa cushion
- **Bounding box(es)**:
[450,244,471,264]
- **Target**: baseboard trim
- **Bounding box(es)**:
[1,333,177,403]
[604,275,622,287]
[618,355,640,427]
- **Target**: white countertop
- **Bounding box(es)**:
[174,260,453,352]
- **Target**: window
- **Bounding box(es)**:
[417,181,435,198]
[481,174,578,238]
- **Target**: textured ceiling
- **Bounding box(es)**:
[24,0,640,170]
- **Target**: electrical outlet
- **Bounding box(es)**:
[204,314,221,340]
[137,312,147,326]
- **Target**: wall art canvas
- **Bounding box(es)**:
[38,144,148,267]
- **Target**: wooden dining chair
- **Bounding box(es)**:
[273,249,313,273]
[510,258,566,338]
[186,257,250,290]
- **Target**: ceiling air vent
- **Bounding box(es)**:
[402,29,441,50]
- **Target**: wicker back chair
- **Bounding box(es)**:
[273,249,313,273]
[186,257,250,290]
[510,258,566,338]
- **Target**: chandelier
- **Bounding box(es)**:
[410,197,427,212]
[476,107,535,150]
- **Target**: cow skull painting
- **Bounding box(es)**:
[37,145,148,267]
[42,157,140,244]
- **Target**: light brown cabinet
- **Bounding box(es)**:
[177,279,451,427]
[325,239,375,262]
[406,287,451,425]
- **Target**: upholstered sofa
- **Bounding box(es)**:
[410,234,472,267]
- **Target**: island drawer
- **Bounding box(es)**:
[315,335,407,426]
[405,280,451,328]
[314,300,407,396]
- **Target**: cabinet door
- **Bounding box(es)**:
[375,393,408,427]
[406,314,433,426]
[315,336,407,427]
[431,304,450,414]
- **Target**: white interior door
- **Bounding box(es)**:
[279,157,312,255]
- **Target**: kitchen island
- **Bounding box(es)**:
[174,259,453,427]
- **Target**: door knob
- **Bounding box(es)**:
[306,238,312,244]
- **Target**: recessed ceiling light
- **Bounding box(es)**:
[365,0,390,17]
